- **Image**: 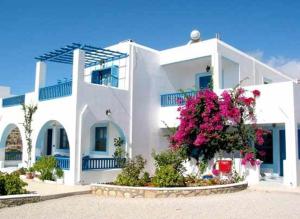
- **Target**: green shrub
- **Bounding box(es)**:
[33,156,57,181]
[13,167,27,175]
[0,172,27,195]
[152,165,185,187]
[56,168,64,178]
[115,155,148,186]
[152,148,187,173]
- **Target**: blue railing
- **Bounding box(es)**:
[36,155,70,170]
[2,95,25,107]
[82,157,126,170]
[39,81,72,101]
[5,151,22,160]
[55,156,70,170]
[161,91,197,107]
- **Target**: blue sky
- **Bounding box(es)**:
[0,0,300,94]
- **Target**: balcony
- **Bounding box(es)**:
[2,95,25,107]
[161,91,197,107]
[82,157,125,170]
[39,81,72,101]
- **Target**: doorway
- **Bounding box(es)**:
[46,129,53,155]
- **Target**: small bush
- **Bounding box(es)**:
[152,148,187,173]
[115,155,148,186]
[152,165,185,187]
[56,168,64,178]
[13,167,27,175]
[33,156,57,181]
[0,172,27,195]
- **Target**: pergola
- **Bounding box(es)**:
[35,43,128,67]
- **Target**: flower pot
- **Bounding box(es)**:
[218,160,232,174]
[26,172,34,179]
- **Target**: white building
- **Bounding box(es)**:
[0,32,300,186]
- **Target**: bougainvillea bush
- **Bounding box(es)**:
[170,86,265,162]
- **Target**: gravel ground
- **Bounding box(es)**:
[1,190,300,219]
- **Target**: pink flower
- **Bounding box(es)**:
[252,90,261,97]
[194,134,207,147]
[212,169,220,176]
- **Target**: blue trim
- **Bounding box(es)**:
[161,91,197,107]
[39,81,72,101]
[35,43,128,68]
[195,72,212,90]
[91,65,119,87]
[2,95,25,107]
[82,157,125,170]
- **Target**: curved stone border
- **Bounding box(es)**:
[91,181,248,198]
[0,194,40,208]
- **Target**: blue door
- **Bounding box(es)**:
[279,130,286,176]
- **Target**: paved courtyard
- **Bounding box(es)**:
[1,189,300,219]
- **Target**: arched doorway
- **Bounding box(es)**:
[0,124,23,167]
[35,120,70,157]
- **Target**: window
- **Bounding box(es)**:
[59,128,69,149]
[91,65,119,87]
[95,127,107,152]
[196,73,212,90]
[256,130,273,164]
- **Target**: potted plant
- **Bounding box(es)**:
[55,168,64,184]
[26,167,35,179]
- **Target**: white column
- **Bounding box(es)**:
[72,49,85,97]
[284,120,299,187]
[68,49,85,185]
[35,61,46,97]
[212,53,222,90]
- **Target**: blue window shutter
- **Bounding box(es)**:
[111,65,119,87]
[95,127,107,151]
[59,128,63,148]
[91,71,99,84]
[198,75,212,90]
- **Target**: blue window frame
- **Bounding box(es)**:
[59,128,69,149]
[95,127,107,152]
[91,65,119,87]
[196,73,212,90]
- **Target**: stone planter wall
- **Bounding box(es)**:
[0,194,40,208]
[91,182,248,198]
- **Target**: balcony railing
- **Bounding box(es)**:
[82,157,126,170]
[161,91,197,107]
[5,151,22,161]
[39,81,72,101]
[2,95,25,107]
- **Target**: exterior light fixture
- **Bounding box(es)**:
[206,65,211,72]
[106,109,112,116]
